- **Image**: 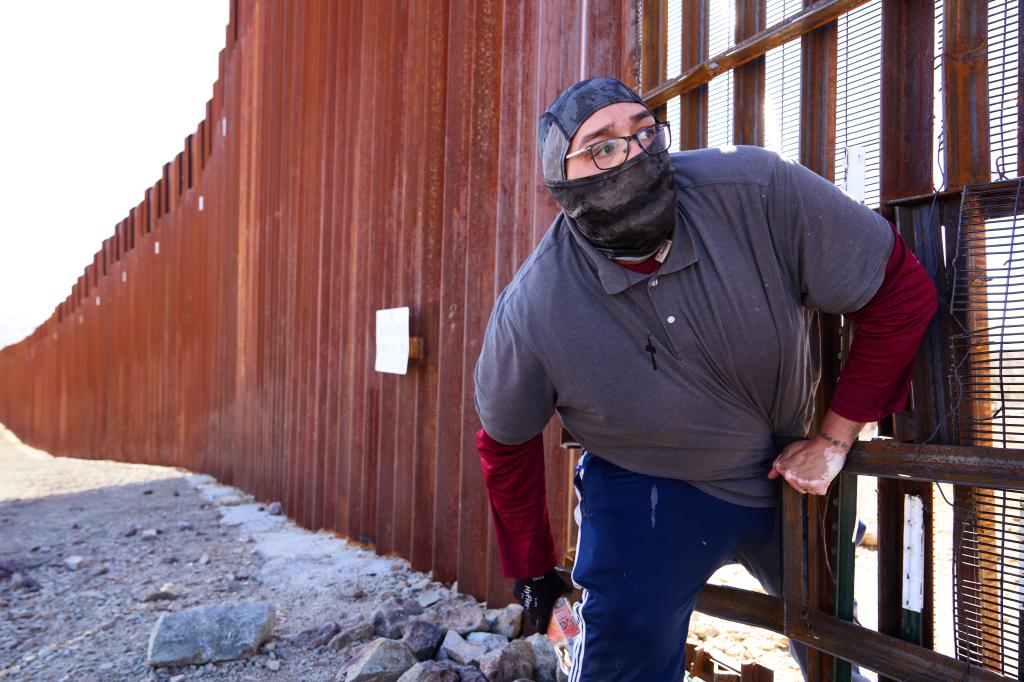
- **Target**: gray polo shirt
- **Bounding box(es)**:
[474,146,893,507]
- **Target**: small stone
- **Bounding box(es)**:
[402,619,444,661]
[479,639,535,682]
[266,658,281,671]
[396,660,460,682]
[466,632,508,652]
[486,604,524,639]
[160,557,178,565]
[177,521,194,531]
[124,528,138,538]
[327,619,375,651]
[218,494,244,507]
[91,565,108,577]
[98,661,114,671]
[169,676,186,682]
[11,572,40,591]
[141,529,160,540]
[416,590,444,609]
[454,665,487,682]
[198,553,210,566]
[372,598,424,639]
[143,489,154,495]
[690,622,719,641]
[63,555,86,571]
[340,637,416,682]
[292,621,341,648]
[142,589,178,602]
[268,501,283,516]
[440,602,488,636]
[438,630,487,665]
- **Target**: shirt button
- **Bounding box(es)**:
[650,278,659,287]
[667,315,676,324]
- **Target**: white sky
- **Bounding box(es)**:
[0,1,230,349]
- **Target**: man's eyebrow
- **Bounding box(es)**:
[575,111,656,149]
[576,123,616,149]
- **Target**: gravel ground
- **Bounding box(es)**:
[0,423,958,682]
[0,425,433,682]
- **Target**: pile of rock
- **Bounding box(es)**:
[292,591,564,682]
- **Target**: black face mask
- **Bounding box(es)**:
[545,148,677,259]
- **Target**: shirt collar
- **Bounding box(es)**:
[566,205,698,295]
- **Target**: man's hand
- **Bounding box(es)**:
[768,410,864,495]
[513,569,572,630]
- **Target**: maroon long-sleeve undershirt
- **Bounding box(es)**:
[478,226,938,578]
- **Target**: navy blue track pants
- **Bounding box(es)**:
[568,452,807,682]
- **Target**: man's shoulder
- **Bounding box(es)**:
[670,145,780,190]
[500,216,577,311]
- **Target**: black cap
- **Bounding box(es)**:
[537,77,648,183]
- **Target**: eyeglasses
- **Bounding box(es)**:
[564,122,672,171]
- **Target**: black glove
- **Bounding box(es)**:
[513,568,572,630]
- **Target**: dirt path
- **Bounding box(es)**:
[0,425,428,681]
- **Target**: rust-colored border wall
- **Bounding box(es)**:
[0,0,639,604]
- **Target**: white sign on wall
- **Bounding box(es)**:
[375,307,410,375]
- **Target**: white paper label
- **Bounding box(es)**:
[375,307,410,375]
[154,241,160,255]
[902,494,925,612]
[198,195,204,211]
[121,271,127,283]
[842,145,866,203]
[95,296,101,307]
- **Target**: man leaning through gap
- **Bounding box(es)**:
[473,77,938,681]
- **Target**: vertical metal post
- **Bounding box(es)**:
[679,0,709,150]
[642,0,668,121]
[798,4,839,680]
[733,0,766,146]
[876,7,937,680]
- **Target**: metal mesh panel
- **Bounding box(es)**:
[707,0,734,148]
[988,0,1020,180]
[665,0,684,149]
[950,181,1024,447]
[835,0,882,206]
[953,487,1024,677]
[764,35,800,161]
[950,180,1024,677]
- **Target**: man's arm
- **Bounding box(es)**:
[476,428,558,578]
[769,222,938,494]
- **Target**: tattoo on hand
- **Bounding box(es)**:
[818,431,852,451]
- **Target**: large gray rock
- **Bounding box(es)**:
[466,632,508,652]
[373,598,425,639]
[479,640,535,682]
[341,638,417,682]
[395,660,461,682]
[525,633,559,682]
[402,620,445,661]
[438,630,487,665]
[147,601,276,667]
[441,602,489,636]
[329,619,375,651]
[485,605,524,639]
